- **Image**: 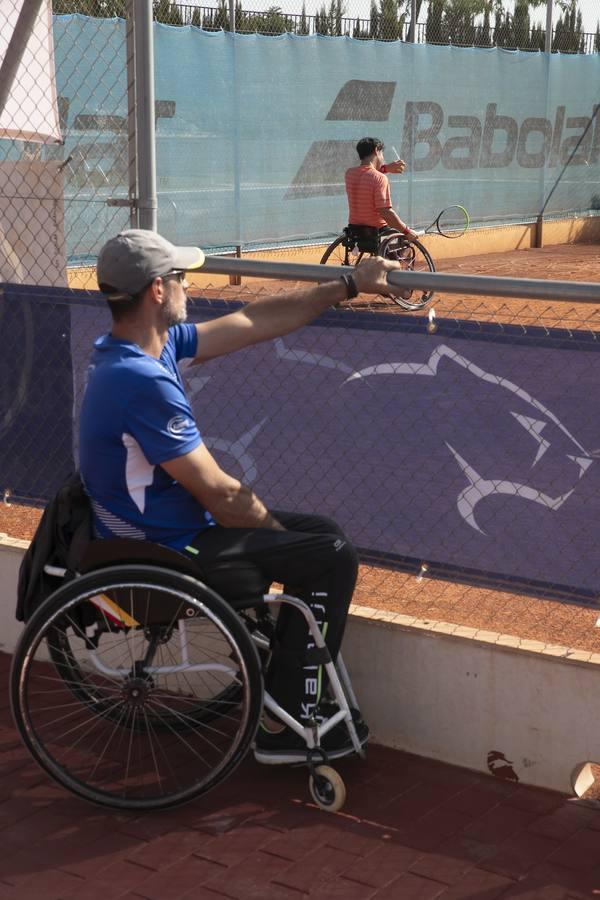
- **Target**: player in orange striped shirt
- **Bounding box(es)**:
[345,137,417,241]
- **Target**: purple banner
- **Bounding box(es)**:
[65,297,600,600]
[0,286,74,504]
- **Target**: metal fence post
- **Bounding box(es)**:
[133,0,157,231]
[229,0,236,32]
[409,0,417,42]
[544,0,553,53]
[126,0,138,229]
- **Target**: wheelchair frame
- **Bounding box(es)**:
[10,550,366,814]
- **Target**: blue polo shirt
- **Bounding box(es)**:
[79,323,215,549]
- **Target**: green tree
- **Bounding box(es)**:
[299,2,310,34]
[475,6,492,45]
[352,13,372,39]
[492,4,514,47]
[512,0,531,47]
[53,0,128,13]
[553,0,584,51]
[255,6,296,34]
[53,0,103,13]
[365,0,377,37]
[153,0,183,25]
[376,0,402,40]
[426,0,446,43]
[333,0,344,35]
[529,22,545,49]
[203,0,230,30]
[314,0,345,35]
[104,0,127,14]
[441,0,487,44]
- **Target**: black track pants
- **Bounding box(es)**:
[184,511,359,721]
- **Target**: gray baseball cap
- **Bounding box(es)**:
[97,229,205,299]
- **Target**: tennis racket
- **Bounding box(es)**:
[422,205,470,239]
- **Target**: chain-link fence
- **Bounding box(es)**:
[152,0,600,52]
[4,7,599,269]
[0,2,133,281]
[49,0,600,49]
[2,3,600,275]
[2,273,600,656]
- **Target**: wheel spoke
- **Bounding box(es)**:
[12,568,262,810]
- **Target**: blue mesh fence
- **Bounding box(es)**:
[2,16,598,268]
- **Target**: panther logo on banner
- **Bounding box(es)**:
[180,311,600,596]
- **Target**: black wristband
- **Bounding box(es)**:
[340,273,359,300]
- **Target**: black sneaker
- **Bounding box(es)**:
[315,698,366,728]
[254,713,369,764]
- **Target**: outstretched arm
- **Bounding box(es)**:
[192,256,402,363]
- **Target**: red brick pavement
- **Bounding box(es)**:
[0,653,599,899]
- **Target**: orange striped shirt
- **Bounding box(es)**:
[344,164,391,228]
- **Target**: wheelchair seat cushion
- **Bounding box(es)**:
[80,538,269,610]
[80,538,200,578]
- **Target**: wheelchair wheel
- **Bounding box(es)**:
[320,235,366,267]
[309,765,346,813]
[10,565,263,811]
[320,231,435,310]
[378,233,435,310]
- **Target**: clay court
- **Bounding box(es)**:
[2,240,600,655]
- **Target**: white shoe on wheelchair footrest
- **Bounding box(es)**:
[253,715,369,765]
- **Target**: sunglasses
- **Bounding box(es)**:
[162,270,186,284]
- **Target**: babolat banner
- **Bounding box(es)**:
[0,292,588,603]
[50,17,600,257]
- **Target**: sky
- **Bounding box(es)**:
[527,0,599,32]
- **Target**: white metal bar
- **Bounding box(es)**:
[200,256,600,304]
[87,651,236,678]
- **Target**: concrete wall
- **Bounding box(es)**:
[345,607,600,794]
[3,537,599,795]
[0,538,31,657]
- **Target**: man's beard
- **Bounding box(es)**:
[162,293,187,328]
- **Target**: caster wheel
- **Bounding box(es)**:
[309,765,346,813]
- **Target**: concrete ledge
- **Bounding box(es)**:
[345,604,600,794]
[0,538,32,657]
[2,537,598,794]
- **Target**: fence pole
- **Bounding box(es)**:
[199,256,600,303]
[133,0,157,231]
[544,0,553,52]
[229,0,236,32]
[409,0,417,42]
[126,1,138,228]
[0,0,45,121]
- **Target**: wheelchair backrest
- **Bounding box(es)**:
[344,225,379,255]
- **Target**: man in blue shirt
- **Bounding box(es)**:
[80,228,404,762]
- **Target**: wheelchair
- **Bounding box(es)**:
[10,538,366,813]
[320,225,436,310]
